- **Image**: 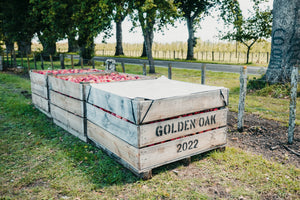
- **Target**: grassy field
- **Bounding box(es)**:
[0,70,299,199]
[1,57,300,199]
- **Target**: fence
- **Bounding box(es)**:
[95,50,270,64]
[0,52,298,145]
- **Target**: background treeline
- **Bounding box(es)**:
[0,0,272,71]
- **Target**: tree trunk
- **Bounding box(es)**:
[141,41,147,57]
[266,0,300,83]
[17,39,31,56]
[144,30,155,73]
[186,17,195,60]
[68,33,79,53]
[115,19,124,56]
[5,40,14,53]
[246,46,250,64]
[78,34,94,65]
[38,35,57,56]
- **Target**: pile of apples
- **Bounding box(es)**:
[57,73,140,83]
[34,69,102,75]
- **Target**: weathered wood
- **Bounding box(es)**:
[33,53,37,70]
[143,63,147,76]
[288,65,298,144]
[121,62,125,73]
[27,55,30,71]
[32,93,50,117]
[201,64,206,85]
[50,90,84,117]
[71,55,74,69]
[87,120,227,173]
[168,64,172,79]
[29,70,48,86]
[50,103,86,141]
[0,56,3,71]
[31,82,48,98]
[87,102,227,147]
[86,78,229,124]
[48,75,85,100]
[50,55,54,70]
[237,66,247,132]
[60,54,65,69]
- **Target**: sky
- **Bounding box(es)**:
[95,0,273,44]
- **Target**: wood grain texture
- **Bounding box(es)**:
[32,93,51,117]
[50,103,84,138]
[48,76,84,100]
[29,70,48,86]
[53,119,87,142]
[50,90,84,117]
[31,82,48,98]
[87,103,227,147]
[87,119,227,172]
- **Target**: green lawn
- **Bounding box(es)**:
[0,68,299,199]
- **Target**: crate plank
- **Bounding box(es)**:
[86,78,229,124]
[50,90,84,117]
[139,127,227,170]
[49,76,85,100]
[87,120,226,173]
[29,71,48,86]
[32,93,51,117]
[53,119,87,142]
[87,103,227,147]
[31,82,48,99]
[87,120,139,170]
[50,103,85,140]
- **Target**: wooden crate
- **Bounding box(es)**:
[29,70,51,117]
[85,78,228,178]
[48,73,150,141]
[87,120,227,178]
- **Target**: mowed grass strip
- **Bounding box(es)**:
[0,72,299,200]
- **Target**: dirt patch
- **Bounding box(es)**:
[227,111,299,168]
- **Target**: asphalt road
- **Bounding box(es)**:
[71,55,267,75]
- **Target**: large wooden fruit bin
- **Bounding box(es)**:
[86,77,229,178]
[48,72,148,142]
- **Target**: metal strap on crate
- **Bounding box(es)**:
[220,89,228,106]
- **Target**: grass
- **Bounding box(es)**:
[0,61,299,199]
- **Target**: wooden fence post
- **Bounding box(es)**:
[27,54,30,71]
[143,63,147,76]
[121,62,125,73]
[92,58,95,69]
[33,53,37,69]
[13,50,17,67]
[0,55,3,71]
[288,64,298,144]
[237,66,247,132]
[40,54,44,70]
[71,55,74,69]
[168,63,172,79]
[201,64,206,85]
[60,54,65,69]
[50,55,54,70]
[212,51,214,61]
[173,51,175,59]
[21,53,24,67]
[80,57,84,69]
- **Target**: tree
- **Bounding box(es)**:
[131,0,177,73]
[111,0,132,56]
[220,0,272,64]
[29,0,66,55]
[174,0,218,60]
[265,0,300,83]
[72,0,113,63]
[1,0,34,55]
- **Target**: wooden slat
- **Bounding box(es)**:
[48,76,84,100]
[50,104,85,139]
[87,120,227,173]
[31,82,48,99]
[86,79,229,124]
[29,70,48,86]
[87,103,227,147]
[87,120,139,170]
[50,90,84,117]
[139,127,227,170]
[53,119,87,142]
[139,88,229,123]
[32,93,49,113]
[87,103,139,147]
